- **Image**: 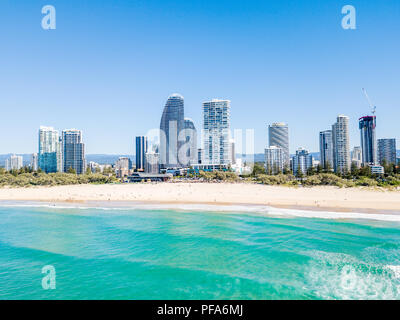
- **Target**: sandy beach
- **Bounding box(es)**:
[0,183,399,213]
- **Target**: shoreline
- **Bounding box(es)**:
[0,183,399,215]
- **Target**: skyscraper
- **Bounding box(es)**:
[377,138,396,165]
[160,94,185,168]
[230,139,236,165]
[268,123,289,166]
[135,136,148,171]
[62,129,85,174]
[359,116,377,165]
[332,115,351,174]
[291,148,313,176]
[30,153,38,171]
[183,118,197,165]
[319,130,334,170]
[145,152,160,174]
[202,99,231,165]
[5,154,23,171]
[264,146,284,174]
[351,146,362,168]
[38,126,60,173]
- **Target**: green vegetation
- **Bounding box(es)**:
[198,170,239,182]
[247,162,400,188]
[0,167,117,187]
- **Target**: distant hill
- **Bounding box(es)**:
[86,154,135,165]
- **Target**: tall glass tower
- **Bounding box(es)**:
[359,116,377,165]
[38,126,60,173]
[160,94,185,168]
[377,138,396,165]
[184,118,197,165]
[135,136,148,171]
[202,99,231,165]
[319,130,333,170]
[268,123,289,166]
[62,129,85,174]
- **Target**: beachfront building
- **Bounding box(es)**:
[377,138,396,165]
[359,116,377,166]
[5,154,23,171]
[135,136,148,171]
[268,123,289,166]
[370,165,385,174]
[62,129,85,174]
[184,118,197,166]
[160,94,185,168]
[202,99,231,165]
[30,153,38,171]
[264,146,284,174]
[319,130,333,170]
[115,157,132,178]
[230,139,236,165]
[291,148,313,176]
[38,126,61,173]
[332,115,351,174]
[145,152,160,174]
[351,146,362,169]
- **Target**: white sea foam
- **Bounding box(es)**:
[1,201,400,222]
[305,251,400,300]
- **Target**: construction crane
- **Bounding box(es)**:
[362,88,376,116]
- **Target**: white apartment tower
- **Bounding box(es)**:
[332,115,351,174]
[264,146,284,174]
[202,99,231,165]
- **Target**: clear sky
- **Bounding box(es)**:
[0,0,399,154]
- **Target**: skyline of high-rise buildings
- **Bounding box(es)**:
[2,94,399,176]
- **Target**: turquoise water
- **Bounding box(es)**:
[0,203,399,300]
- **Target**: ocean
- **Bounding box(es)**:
[0,202,399,300]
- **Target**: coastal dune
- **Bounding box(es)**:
[0,183,399,212]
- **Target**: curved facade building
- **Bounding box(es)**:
[160,94,185,168]
[268,123,289,166]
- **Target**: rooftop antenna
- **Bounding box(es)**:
[362,88,376,116]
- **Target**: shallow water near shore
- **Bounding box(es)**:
[0,202,399,299]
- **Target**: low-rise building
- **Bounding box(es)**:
[127,172,172,183]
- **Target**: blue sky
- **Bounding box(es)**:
[0,0,399,154]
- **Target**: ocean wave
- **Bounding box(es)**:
[304,250,400,300]
[1,201,400,222]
